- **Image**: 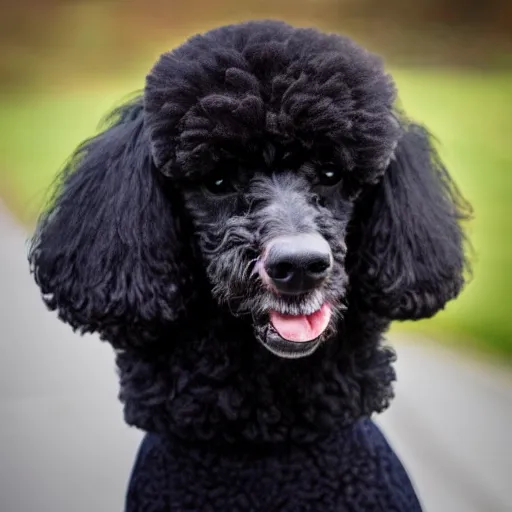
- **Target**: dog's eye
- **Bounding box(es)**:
[318,168,342,186]
[204,176,236,195]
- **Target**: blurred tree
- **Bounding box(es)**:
[0,0,511,90]
[350,0,512,28]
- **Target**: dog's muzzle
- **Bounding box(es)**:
[256,233,334,359]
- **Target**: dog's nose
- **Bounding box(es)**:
[263,234,332,295]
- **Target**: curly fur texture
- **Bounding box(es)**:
[29,19,470,512]
[145,21,399,182]
[126,418,422,511]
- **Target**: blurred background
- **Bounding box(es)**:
[0,1,511,511]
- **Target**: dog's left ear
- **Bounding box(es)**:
[349,123,471,320]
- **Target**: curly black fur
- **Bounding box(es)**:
[29,20,470,512]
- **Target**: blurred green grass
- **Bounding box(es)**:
[389,70,512,362]
[0,69,511,361]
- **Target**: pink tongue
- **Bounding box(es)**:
[269,304,332,342]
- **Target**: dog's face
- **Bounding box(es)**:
[182,152,357,358]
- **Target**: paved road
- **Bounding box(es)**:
[377,338,512,512]
[0,202,511,512]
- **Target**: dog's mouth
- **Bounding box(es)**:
[259,303,333,359]
[269,303,332,342]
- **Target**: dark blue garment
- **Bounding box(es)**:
[125,418,422,511]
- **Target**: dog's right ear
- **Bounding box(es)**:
[29,98,192,348]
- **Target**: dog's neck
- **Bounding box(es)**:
[115,305,396,446]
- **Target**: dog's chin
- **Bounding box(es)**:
[258,327,324,359]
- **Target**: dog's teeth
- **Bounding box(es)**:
[273,300,323,316]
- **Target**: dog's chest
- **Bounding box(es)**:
[170,442,351,510]
[127,419,421,511]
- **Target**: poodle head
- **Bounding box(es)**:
[29,20,470,359]
[144,20,401,358]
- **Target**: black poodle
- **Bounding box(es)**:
[29,20,470,511]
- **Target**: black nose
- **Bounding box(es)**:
[263,234,332,295]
